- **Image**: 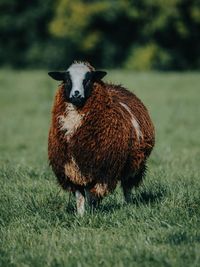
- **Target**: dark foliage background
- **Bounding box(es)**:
[0,0,200,70]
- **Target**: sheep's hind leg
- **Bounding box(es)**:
[121,164,146,203]
[75,190,85,216]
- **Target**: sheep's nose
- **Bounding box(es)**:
[74,90,80,97]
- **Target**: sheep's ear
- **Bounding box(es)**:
[92,70,107,81]
[48,71,68,81]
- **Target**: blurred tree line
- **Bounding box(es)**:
[0,0,200,70]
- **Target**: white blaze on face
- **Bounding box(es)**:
[67,63,91,98]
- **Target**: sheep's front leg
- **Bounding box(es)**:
[75,190,85,216]
[85,189,101,210]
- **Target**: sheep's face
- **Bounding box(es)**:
[48,63,107,108]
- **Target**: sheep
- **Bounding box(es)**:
[48,61,155,215]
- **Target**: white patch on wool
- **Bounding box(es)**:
[67,63,90,98]
[93,183,109,197]
[64,156,92,185]
[119,102,143,141]
[65,156,81,180]
[58,103,84,140]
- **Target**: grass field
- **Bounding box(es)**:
[0,69,200,267]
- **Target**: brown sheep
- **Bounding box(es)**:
[48,61,155,215]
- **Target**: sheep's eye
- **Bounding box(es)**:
[65,79,70,84]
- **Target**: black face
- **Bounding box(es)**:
[48,69,107,108]
[63,72,72,102]
[82,72,94,101]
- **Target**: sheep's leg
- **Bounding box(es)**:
[121,164,146,203]
[85,189,101,210]
[75,190,85,216]
[122,186,133,203]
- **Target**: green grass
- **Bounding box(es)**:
[0,69,200,267]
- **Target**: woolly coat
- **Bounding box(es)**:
[48,81,155,197]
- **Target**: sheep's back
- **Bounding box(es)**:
[107,84,155,169]
[108,84,155,146]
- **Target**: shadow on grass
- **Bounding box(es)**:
[131,188,167,206]
[99,185,168,213]
[36,183,168,218]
